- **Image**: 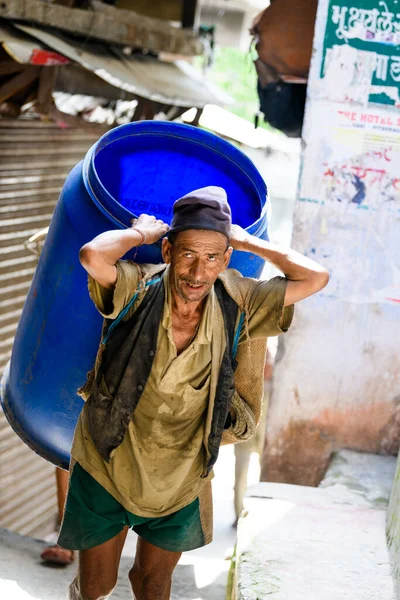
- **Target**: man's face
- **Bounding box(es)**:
[162,230,232,303]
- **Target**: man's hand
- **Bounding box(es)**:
[229,223,329,306]
[229,224,251,250]
[130,214,169,245]
[79,214,169,290]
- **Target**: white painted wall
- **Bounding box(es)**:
[387,451,400,595]
[263,0,400,485]
[199,6,256,50]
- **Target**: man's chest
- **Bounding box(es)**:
[135,330,212,419]
[170,313,201,355]
[155,328,211,387]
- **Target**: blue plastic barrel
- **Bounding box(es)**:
[1,121,268,469]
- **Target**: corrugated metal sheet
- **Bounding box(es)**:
[6,23,233,107]
[0,118,103,538]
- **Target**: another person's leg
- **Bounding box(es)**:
[129,537,181,600]
[234,441,252,522]
[41,468,75,565]
[234,351,273,522]
[56,466,69,518]
[70,527,128,600]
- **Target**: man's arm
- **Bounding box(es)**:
[230,225,329,306]
[79,214,169,289]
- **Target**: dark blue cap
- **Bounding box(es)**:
[169,186,231,238]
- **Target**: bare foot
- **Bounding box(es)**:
[41,545,75,565]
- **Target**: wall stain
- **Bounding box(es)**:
[261,399,400,486]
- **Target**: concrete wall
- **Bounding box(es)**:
[200,7,252,50]
[262,0,400,486]
[387,451,400,596]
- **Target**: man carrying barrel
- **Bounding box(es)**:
[58,186,328,600]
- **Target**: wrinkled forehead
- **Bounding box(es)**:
[173,229,229,252]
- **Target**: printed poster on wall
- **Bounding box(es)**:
[296,0,400,305]
[320,0,400,106]
[301,0,400,208]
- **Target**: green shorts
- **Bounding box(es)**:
[58,462,213,553]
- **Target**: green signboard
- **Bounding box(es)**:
[322,0,400,105]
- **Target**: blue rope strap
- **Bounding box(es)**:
[232,311,245,359]
[103,277,245,361]
[102,277,162,345]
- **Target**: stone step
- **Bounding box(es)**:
[233,450,397,600]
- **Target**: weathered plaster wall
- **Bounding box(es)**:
[262,0,400,485]
[387,451,400,596]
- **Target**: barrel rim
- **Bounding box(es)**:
[82,121,268,233]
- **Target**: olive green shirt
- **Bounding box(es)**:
[71,261,293,518]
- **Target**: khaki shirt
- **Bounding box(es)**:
[72,261,293,518]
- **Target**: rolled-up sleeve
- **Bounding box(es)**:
[240,276,294,341]
[87,260,141,319]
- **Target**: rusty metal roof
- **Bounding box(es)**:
[0,22,232,108]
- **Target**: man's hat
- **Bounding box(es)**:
[168,186,231,239]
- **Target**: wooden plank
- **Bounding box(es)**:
[0,243,27,257]
[0,197,57,209]
[0,229,48,245]
[0,199,57,216]
[0,294,27,313]
[0,254,37,269]
[0,67,40,104]
[0,123,107,543]
[0,280,31,301]
[0,186,62,200]
[0,0,204,56]
[0,456,49,490]
[0,101,21,118]
[0,172,68,185]
[0,142,89,151]
[0,340,17,361]
[0,145,90,157]
[0,62,26,76]
[47,105,107,132]
[0,119,61,127]
[0,159,79,171]
[0,307,23,327]
[0,249,32,264]
[0,213,54,232]
[0,180,67,194]
[36,67,57,115]
[0,133,99,142]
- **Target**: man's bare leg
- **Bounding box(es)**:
[129,537,181,600]
[70,526,128,600]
